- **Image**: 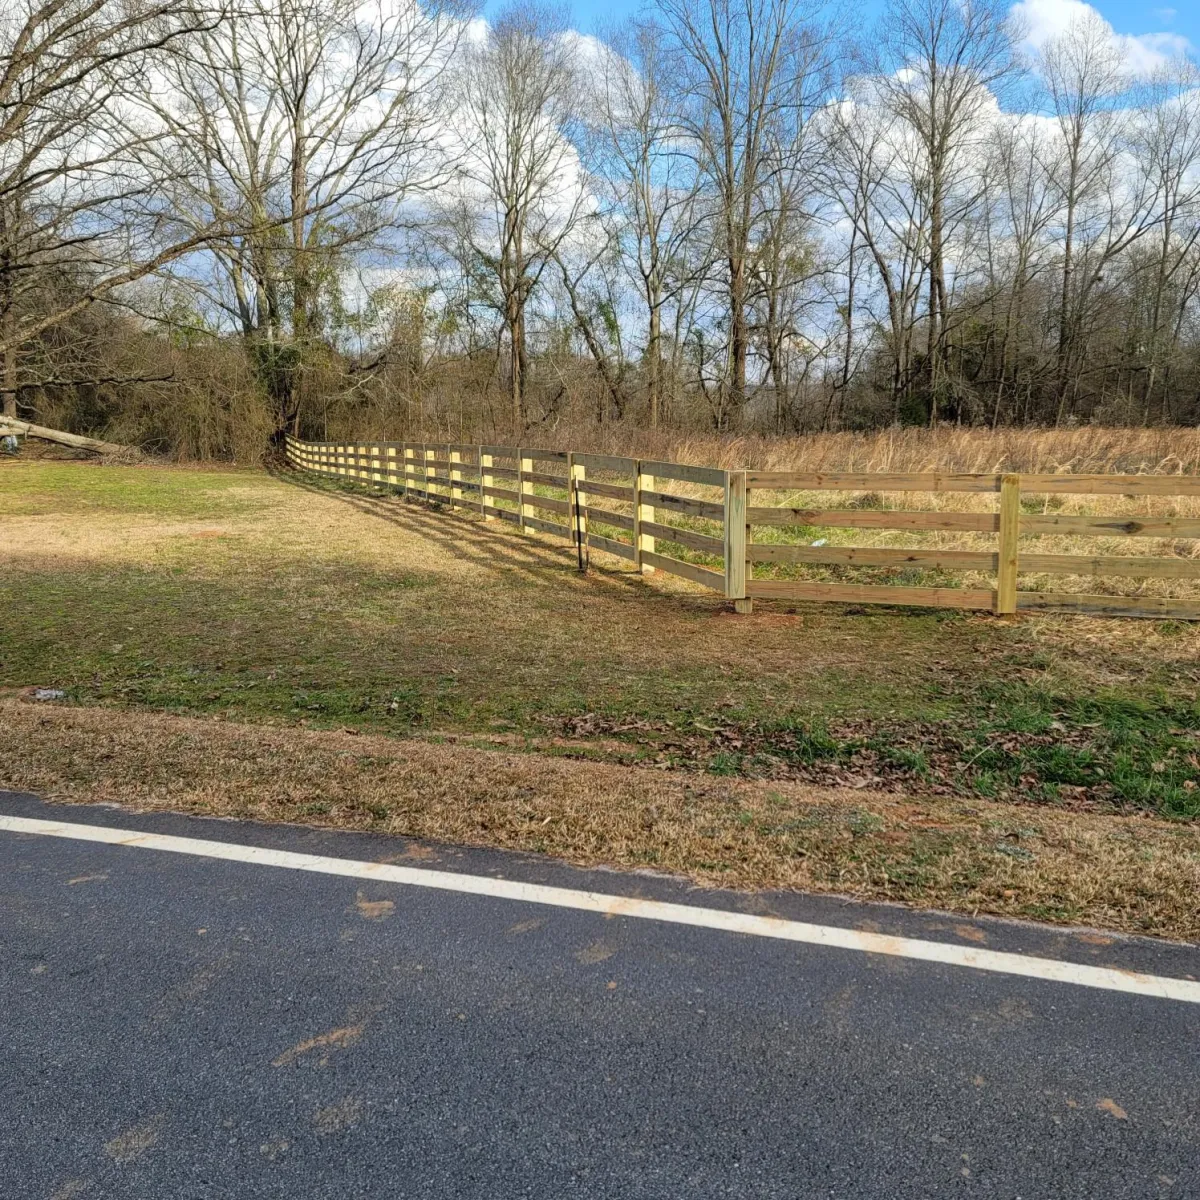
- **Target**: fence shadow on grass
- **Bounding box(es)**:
[269,463,664,604]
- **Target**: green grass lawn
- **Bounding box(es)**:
[3,460,1198,818]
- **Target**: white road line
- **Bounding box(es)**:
[4,813,1199,1004]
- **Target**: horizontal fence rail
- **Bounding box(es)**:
[285,439,1200,621]
[743,470,1200,620]
[286,438,732,597]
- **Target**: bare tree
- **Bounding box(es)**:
[869,0,1016,421]
[437,2,584,431]
[1130,61,1200,420]
[142,0,468,437]
[584,20,703,427]
[1039,10,1132,416]
[656,0,821,427]
[824,91,930,421]
[0,0,227,420]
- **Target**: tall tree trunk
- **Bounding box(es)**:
[1,311,16,420]
[287,104,311,438]
[646,284,662,430]
[728,253,747,429]
[927,175,945,426]
[1056,153,1080,420]
[0,203,16,420]
[509,295,525,431]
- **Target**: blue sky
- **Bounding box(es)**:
[483,0,1198,62]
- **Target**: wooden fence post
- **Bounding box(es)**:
[424,444,436,501]
[480,447,493,519]
[996,472,1021,616]
[449,448,462,511]
[635,461,655,573]
[518,448,533,531]
[386,445,397,491]
[569,454,587,546]
[725,470,751,613]
[370,444,381,488]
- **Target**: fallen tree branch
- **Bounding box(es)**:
[0,373,177,392]
[0,418,139,457]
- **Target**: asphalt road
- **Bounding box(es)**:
[4,789,1199,1199]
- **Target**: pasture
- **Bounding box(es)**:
[3,456,1199,936]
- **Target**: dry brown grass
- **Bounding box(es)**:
[433,424,1200,602]
[516,423,1200,476]
[6,698,1200,940]
[4,457,1198,933]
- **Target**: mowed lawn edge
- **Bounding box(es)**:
[4,699,1199,941]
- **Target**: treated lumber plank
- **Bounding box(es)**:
[481,504,521,524]
[748,507,999,532]
[518,451,534,532]
[746,471,1001,492]
[996,474,1021,615]
[479,450,494,520]
[1016,592,1200,620]
[525,470,569,488]
[1019,552,1200,579]
[641,520,725,553]
[569,456,586,547]
[522,448,570,462]
[636,467,655,573]
[1021,474,1200,496]
[645,490,725,519]
[573,453,636,474]
[746,580,997,609]
[725,470,748,609]
[524,515,573,539]
[639,460,727,488]
[582,506,635,531]
[641,550,726,591]
[523,493,570,516]
[589,532,637,561]
[1021,514,1200,538]
[746,545,997,570]
[578,479,635,504]
[481,484,521,503]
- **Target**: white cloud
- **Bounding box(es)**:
[1011,0,1193,77]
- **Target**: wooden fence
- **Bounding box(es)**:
[285,439,1200,620]
[285,437,733,598]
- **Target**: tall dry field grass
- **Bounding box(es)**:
[512,425,1200,603]
[301,425,1200,602]
[532,423,1200,477]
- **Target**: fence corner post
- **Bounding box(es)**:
[996,472,1021,617]
[725,469,751,613]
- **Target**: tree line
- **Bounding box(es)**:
[2,0,1199,457]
